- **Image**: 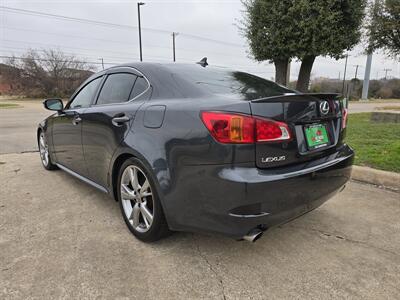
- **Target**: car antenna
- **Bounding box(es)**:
[196,57,208,67]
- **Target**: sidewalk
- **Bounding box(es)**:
[348,100,400,114]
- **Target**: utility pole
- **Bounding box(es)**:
[383,68,392,80]
[342,54,349,95]
[354,65,359,79]
[137,2,145,62]
[172,32,179,62]
[361,53,373,100]
[99,58,104,70]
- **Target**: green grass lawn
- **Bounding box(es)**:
[346,113,400,173]
[0,103,20,109]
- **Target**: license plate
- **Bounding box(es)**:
[304,123,329,150]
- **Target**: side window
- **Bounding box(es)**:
[96,73,137,105]
[129,76,148,99]
[69,77,102,109]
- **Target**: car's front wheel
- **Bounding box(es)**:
[38,131,58,170]
[118,158,170,242]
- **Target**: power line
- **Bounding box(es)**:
[1,6,157,31]
[3,39,139,57]
[0,6,244,47]
[0,51,277,74]
[12,1,241,3]
[0,49,184,65]
[3,26,205,53]
[139,0,241,2]
[3,26,138,46]
[0,47,131,63]
[179,33,243,48]
[0,47,201,65]
[0,53,247,72]
[3,26,249,59]
[1,40,259,68]
[0,54,115,65]
[1,45,175,66]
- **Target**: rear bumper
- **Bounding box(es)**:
[163,144,354,238]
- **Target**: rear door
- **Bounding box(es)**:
[250,94,345,168]
[81,67,150,188]
[52,76,103,176]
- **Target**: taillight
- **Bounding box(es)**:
[342,108,348,129]
[255,118,291,142]
[201,112,255,143]
[200,111,291,144]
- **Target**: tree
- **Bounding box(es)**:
[240,0,299,85]
[5,49,94,97]
[241,0,366,92]
[367,0,400,58]
[293,1,366,91]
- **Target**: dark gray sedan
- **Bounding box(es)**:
[38,62,353,242]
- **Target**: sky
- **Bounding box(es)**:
[1,0,399,81]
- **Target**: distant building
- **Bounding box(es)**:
[0,63,21,94]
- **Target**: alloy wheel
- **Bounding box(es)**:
[39,132,49,167]
[120,165,154,233]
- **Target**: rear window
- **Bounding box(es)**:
[97,73,137,105]
[169,66,293,100]
[129,77,148,99]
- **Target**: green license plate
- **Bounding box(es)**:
[304,124,329,150]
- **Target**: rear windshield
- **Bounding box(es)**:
[169,65,294,100]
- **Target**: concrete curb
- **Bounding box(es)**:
[352,165,400,191]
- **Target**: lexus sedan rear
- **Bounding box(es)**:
[38,62,354,242]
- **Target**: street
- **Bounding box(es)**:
[0,101,52,154]
[348,100,400,114]
[0,100,399,299]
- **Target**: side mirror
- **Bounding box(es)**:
[43,98,63,112]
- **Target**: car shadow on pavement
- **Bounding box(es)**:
[56,166,337,263]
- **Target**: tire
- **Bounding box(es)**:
[117,157,170,242]
[38,130,58,170]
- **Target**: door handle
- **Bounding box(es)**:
[72,116,82,125]
[112,115,130,126]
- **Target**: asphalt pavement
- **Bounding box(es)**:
[0,101,52,154]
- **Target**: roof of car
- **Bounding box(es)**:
[77,61,295,102]
[107,61,230,74]
[98,62,235,99]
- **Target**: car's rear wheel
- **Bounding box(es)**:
[118,158,170,242]
[38,131,58,170]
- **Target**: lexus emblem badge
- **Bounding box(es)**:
[320,101,330,115]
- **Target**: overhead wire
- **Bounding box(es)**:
[0,6,244,47]
[0,6,278,73]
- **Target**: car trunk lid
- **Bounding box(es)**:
[250,93,346,169]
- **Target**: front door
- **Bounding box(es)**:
[52,76,103,176]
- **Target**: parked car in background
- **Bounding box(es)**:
[38,62,354,242]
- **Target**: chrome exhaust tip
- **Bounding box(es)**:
[243,229,263,242]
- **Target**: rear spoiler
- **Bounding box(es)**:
[251,93,341,103]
